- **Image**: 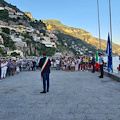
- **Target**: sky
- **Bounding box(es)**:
[5,0,120,45]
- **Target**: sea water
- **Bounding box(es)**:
[104,56,120,73]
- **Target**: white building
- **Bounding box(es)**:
[9,11,14,15]
[16,12,24,16]
[26,27,34,32]
[0,35,4,45]
[5,6,11,10]
[53,52,62,58]
[32,34,40,41]
[7,50,24,57]
[13,38,22,42]
[10,35,24,42]
[9,15,17,19]
[0,45,5,48]
[0,7,4,10]
[42,40,53,48]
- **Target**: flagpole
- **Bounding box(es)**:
[109,0,113,73]
[97,0,101,50]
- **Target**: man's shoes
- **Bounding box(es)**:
[99,76,103,78]
[47,90,49,92]
[40,91,46,93]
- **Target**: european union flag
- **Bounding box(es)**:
[106,33,112,72]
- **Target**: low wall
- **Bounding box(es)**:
[104,71,120,82]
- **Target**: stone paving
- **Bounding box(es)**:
[0,70,120,120]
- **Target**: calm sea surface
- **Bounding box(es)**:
[104,56,120,73]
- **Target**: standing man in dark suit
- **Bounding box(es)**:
[39,53,51,93]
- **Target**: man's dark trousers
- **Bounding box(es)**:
[92,64,95,72]
[100,65,104,77]
[9,68,14,76]
[42,73,49,92]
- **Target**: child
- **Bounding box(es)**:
[16,65,20,74]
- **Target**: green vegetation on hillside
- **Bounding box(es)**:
[1,27,10,34]
[42,19,120,55]
[0,0,21,12]
[11,52,20,57]
[0,47,6,56]
[0,10,9,20]
[0,33,16,50]
[56,32,98,56]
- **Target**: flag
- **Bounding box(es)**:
[106,33,112,72]
[95,51,99,70]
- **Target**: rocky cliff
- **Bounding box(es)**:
[42,19,120,55]
[24,12,35,20]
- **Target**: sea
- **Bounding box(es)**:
[104,56,120,73]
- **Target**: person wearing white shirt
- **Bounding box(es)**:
[56,58,60,70]
[1,60,7,79]
[98,53,104,78]
[71,59,75,71]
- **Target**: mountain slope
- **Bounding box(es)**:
[42,19,120,55]
[0,0,21,12]
[0,0,57,57]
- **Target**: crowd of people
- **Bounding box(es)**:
[0,57,40,81]
[0,53,107,81]
[51,56,96,72]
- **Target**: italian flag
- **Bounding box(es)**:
[95,51,99,70]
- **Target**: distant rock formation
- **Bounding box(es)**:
[24,12,35,20]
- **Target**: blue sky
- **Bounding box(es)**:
[5,0,120,45]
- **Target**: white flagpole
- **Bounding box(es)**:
[109,0,113,73]
[97,0,101,50]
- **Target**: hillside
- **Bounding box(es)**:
[0,0,58,57]
[42,19,120,55]
[24,12,35,20]
[0,0,21,12]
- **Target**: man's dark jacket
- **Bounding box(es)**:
[39,57,51,74]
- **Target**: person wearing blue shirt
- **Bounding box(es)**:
[7,59,14,76]
[27,60,30,71]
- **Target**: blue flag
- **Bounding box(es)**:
[106,33,112,72]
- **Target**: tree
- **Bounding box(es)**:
[0,33,16,50]
[0,10,9,20]
[11,52,20,57]
[1,27,10,34]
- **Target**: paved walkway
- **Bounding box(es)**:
[0,70,120,120]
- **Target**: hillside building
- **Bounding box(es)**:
[7,50,23,57]
[0,7,4,10]
[9,9,16,14]
[42,40,54,48]
[0,35,4,45]
[5,6,11,10]
[9,14,17,19]
[16,12,24,16]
